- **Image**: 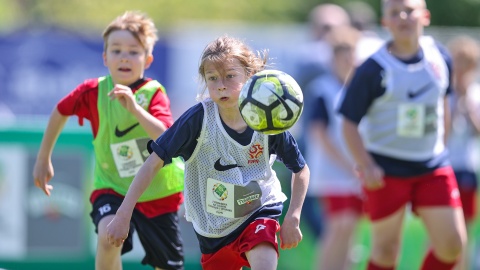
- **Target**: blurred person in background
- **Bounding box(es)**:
[304,25,364,270]
[294,3,351,96]
[344,1,385,65]
[295,3,351,241]
[32,11,185,270]
[446,34,480,270]
[338,0,467,269]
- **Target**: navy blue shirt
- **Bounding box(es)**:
[149,102,305,173]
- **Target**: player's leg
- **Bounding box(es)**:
[317,195,362,270]
[368,206,406,268]
[362,176,412,269]
[245,242,278,270]
[417,207,465,269]
[133,211,184,270]
[243,218,279,270]
[96,214,123,270]
[90,194,135,270]
[414,167,466,270]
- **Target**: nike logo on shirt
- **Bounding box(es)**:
[407,82,434,99]
[214,158,243,171]
[115,123,140,137]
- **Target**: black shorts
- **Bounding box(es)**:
[90,194,184,270]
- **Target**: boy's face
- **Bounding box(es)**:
[204,58,248,111]
[103,30,153,86]
[382,0,430,41]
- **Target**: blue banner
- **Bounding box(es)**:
[0,27,169,116]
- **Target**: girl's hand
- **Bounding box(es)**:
[108,84,139,113]
[279,216,302,249]
[106,214,131,247]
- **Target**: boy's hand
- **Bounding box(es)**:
[33,159,54,196]
[106,214,131,247]
[279,215,302,249]
[108,84,139,113]
[355,163,385,190]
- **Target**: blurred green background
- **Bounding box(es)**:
[1,0,480,33]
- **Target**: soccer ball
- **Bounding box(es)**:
[239,70,303,135]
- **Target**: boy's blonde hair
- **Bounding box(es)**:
[448,35,480,69]
[197,36,269,100]
[103,11,158,55]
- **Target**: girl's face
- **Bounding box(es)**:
[103,30,153,86]
[382,0,430,42]
[204,59,248,111]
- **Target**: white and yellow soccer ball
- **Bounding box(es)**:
[239,70,304,135]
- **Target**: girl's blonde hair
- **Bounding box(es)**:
[103,11,158,56]
[197,35,268,100]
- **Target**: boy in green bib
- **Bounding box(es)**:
[33,11,184,270]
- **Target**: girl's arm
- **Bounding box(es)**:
[106,153,165,246]
[279,164,310,249]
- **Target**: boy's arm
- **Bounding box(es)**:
[131,104,167,139]
[279,164,309,249]
[33,108,69,196]
[342,118,384,190]
[108,84,168,139]
[443,96,451,142]
[106,153,165,247]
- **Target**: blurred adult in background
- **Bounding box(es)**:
[295,3,351,96]
[305,25,364,270]
[446,34,480,270]
[294,3,351,241]
[344,1,385,65]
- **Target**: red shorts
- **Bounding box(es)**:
[200,218,280,270]
[363,166,462,221]
[459,189,476,222]
[320,195,364,217]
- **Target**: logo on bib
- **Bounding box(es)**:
[248,143,263,164]
[212,183,228,201]
[214,158,243,171]
[407,82,434,99]
[115,123,140,137]
[117,145,133,160]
